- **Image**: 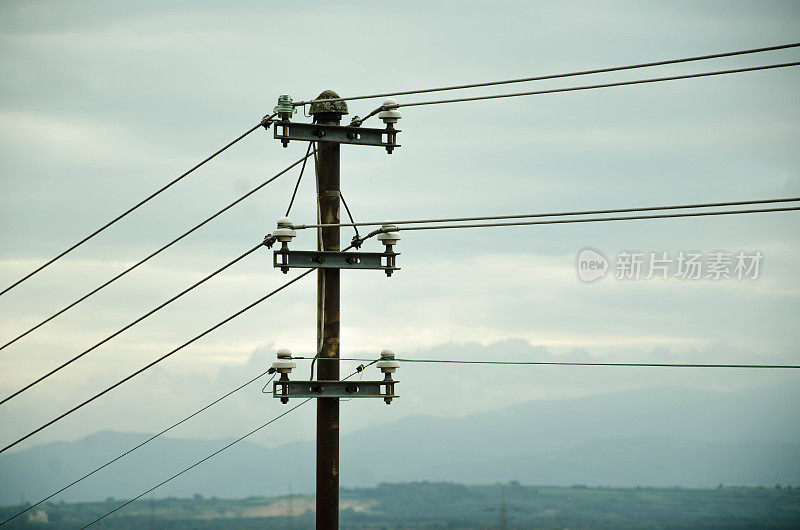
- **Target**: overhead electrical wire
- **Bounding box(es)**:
[79,399,312,529]
[324,205,800,246]
[10,347,785,529]
[308,241,360,381]
[340,191,360,241]
[292,196,800,230]
[293,43,800,106]
[77,361,375,529]
[0,151,313,353]
[0,368,273,526]
[4,45,797,295]
[383,205,800,233]
[311,357,800,369]
[285,143,314,216]
[391,62,800,109]
[0,115,275,298]
[4,354,789,526]
[261,373,277,394]
[0,268,315,455]
[3,41,797,516]
[306,143,360,247]
[0,243,264,407]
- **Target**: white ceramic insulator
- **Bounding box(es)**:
[377,98,402,123]
[273,227,296,242]
[377,360,400,373]
[272,359,297,373]
[377,231,401,246]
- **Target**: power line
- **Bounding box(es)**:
[393,62,800,109]
[53,353,792,528]
[0,152,312,353]
[78,362,375,528]
[0,368,272,526]
[0,244,263,407]
[79,398,313,529]
[304,206,800,245]
[292,196,800,230]
[385,205,800,232]
[340,191,360,240]
[0,116,274,298]
[312,204,800,248]
[0,269,314,455]
[307,242,359,381]
[299,357,800,369]
[285,143,314,216]
[293,43,800,106]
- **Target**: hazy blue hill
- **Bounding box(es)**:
[2,384,799,504]
[0,431,283,504]
[339,383,800,483]
[419,438,800,487]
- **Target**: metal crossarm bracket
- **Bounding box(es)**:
[274,121,400,151]
[273,380,399,400]
[274,250,400,272]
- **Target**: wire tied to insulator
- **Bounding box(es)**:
[260,373,277,394]
[376,349,399,405]
[262,233,277,248]
[350,227,382,249]
[349,102,389,127]
[272,348,297,404]
[260,112,278,130]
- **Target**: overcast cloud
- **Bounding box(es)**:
[0,1,798,453]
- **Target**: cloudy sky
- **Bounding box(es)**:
[0,0,798,455]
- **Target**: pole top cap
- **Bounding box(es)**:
[309,90,348,116]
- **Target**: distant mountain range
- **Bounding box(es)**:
[2,384,799,504]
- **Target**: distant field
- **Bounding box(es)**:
[2,482,799,529]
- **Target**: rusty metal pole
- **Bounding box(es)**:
[309,90,347,530]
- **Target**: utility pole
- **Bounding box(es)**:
[269,90,401,530]
[310,91,346,530]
